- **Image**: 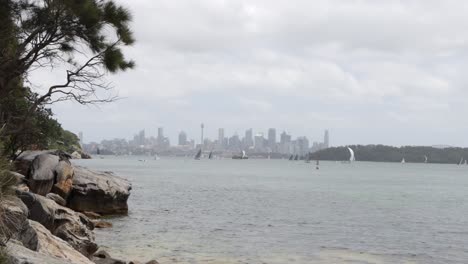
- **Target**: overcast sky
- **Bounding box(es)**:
[31,0,468,146]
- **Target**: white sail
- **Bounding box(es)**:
[401,158,405,164]
[242,150,246,159]
[459,157,464,165]
[347,147,355,162]
[424,155,428,163]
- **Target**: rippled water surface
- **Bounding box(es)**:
[74,157,468,263]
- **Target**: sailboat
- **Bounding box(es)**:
[347,147,355,162]
[401,158,406,164]
[315,159,320,170]
[194,149,202,160]
[458,157,464,166]
[424,155,428,163]
[208,151,213,159]
[305,153,311,163]
[232,150,248,159]
[289,155,294,161]
[294,154,299,161]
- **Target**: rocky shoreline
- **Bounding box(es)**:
[1,151,157,264]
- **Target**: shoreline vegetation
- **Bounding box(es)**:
[310,145,468,164]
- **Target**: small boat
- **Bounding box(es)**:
[424,155,428,163]
[289,155,294,161]
[305,153,311,163]
[232,150,248,159]
[315,159,319,170]
[194,149,202,160]
[345,147,355,163]
[294,154,299,161]
[208,151,213,159]
[401,158,405,164]
[458,157,464,165]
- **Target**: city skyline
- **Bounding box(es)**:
[32,1,468,148]
[81,126,330,156]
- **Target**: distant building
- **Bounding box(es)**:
[218,128,225,150]
[244,128,253,148]
[295,136,309,156]
[254,133,266,152]
[158,127,164,140]
[178,131,187,146]
[324,129,329,148]
[267,128,276,151]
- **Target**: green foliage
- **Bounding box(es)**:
[311,145,468,164]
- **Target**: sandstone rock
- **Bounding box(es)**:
[145,261,160,264]
[92,220,112,229]
[15,151,75,198]
[14,150,55,176]
[51,159,74,199]
[0,196,29,243]
[46,193,67,206]
[92,250,126,264]
[27,153,60,195]
[68,166,131,215]
[17,220,94,264]
[71,151,82,159]
[83,211,101,219]
[17,191,97,257]
[7,240,71,264]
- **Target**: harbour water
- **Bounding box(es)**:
[74,157,468,263]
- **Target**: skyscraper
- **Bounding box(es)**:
[200,123,204,147]
[254,133,265,152]
[178,131,187,145]
[244,128,253,148]
[324,129,329,148]
[218,128,225,149]
[267,128,276,150]
[157,127,164,139]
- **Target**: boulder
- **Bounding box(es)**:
[7,240,72,264]
[68,166,131,215]
[17,220,93,264]
[51,159,75,199]
[27,153,60,195]
[0,196,29,243]
[71,151,82,159]
[46,193,67,206]
[15,151,75,198]
[17,191,97,257]
[14,150,55,176]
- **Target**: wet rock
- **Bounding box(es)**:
[68,166,131,215]
[93,220,112,229]
[17,191,97,257]
[83,211,101,219]
[92,250,126,264]
[16,220,93,264]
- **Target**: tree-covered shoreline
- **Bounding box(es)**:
[310,145,468,164]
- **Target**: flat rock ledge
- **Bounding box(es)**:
[68,166,131,215]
